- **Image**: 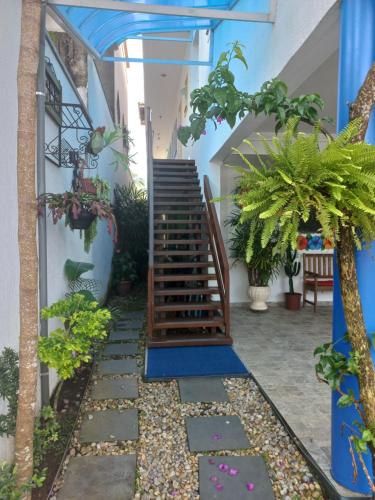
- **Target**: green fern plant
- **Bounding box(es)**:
[235,118,375,259]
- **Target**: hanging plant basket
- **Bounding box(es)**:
[69,208,96,230]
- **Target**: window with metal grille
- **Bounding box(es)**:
[45,60,62,125]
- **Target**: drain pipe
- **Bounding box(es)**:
[36,0,50,406]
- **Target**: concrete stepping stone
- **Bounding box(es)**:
[109,330,140,342]
[57,455,136,500]
[92,377,139,400]
[179,377,228,403]
[117,319,144,330]
[199,455,275,500]
[80,409,138,442]
[103,343,138,357]
[97,359,139,376]
[186,416,250,452]
[119,311,145,320]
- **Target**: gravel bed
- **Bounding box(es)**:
[52,292,324,500]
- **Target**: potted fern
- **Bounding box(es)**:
[112,252,138,296]
[284,246,301,310]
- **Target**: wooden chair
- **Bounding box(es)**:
[303,253,333,312]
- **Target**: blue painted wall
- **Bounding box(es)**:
[331,0,375,494]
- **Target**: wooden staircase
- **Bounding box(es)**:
[147,158,232,347]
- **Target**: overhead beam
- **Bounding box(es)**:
[47,0,274,23]
[102,55,211,66]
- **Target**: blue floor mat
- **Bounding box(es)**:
[144,346,249,380]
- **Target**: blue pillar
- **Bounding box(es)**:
[332,0,375,494]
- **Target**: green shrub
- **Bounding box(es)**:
[0,462,45,499]
[38,294,111,379]
[113,182,148,280]
[0,349,19,437]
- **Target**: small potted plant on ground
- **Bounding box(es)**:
[284,246,302,310]
[112,252,138,296]
[227,211,282,312]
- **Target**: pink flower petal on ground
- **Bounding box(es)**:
[208,458,216,465]
[212,433,222,441]
[209,475,218,483]
[215,483,224,492]
[218,463,229,472]
[246,482,255,492]
[228,467,239,476]
[171,491,178,497]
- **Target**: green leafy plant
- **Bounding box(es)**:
[38,191,117,253]
[177,42,331,145]
[38,293,111,380]
[314,338,375,491]
[0,462,44,499]
[284,246,301,294]
[0,348,19,437]
[226,210,281,286]
[88,126,136,171]
[111,252,138,288]
[234,118,375,257]
[64,259,99,301]
[33,406,61,470]
[113,182,148,279]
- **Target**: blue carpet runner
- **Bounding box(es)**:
[145,346,249,380]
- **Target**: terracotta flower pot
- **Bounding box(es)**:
[80,178,97,195]
[248,286,271,311]
[285,292,302,311]
[117,280,132,296]
[69,208,96,230]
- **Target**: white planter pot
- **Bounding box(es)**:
[248,286,271,311]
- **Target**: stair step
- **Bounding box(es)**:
[155,262,214,269]
[154,159,195,165]
[154,287,219,296]
[154,194,202,199]
[154,239,209,245]
[154,219,207,225]
[154,201,204,206]
[148,334,232,348]
[154,229,206,234]
[154,185,200,191]
[154,318,224,330]
[154,180,199,186]
[154,210,206,215]
[154,250,211,256]
[155,301,222,312]
[154,274,216,282]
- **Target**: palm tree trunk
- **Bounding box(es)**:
[336,62,375,481]
[336,226,375,428]
[14,0,42,494]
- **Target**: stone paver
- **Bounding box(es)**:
[80,409,138,442]
[117,319,144,329]
[57,455,136,500]
[179,377,228,403]
[103,343,138,357]
[97,359,139,376]
[119,311,145,319]
[109,330,140,341]
[92,377,139,400]
[186,415,249,452]
[199,455,275,500]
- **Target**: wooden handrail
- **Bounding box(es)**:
[203,175,230,337]
[146,107,154,339]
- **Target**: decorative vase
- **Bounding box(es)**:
[285,292,302,311]
[69,208,96,230]
[248,285,271,311]
[118,280,132,296]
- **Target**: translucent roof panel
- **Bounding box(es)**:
[55,0,236,57]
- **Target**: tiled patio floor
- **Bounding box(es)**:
[231,303,365,498]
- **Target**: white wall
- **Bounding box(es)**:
[0,0,22,461]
